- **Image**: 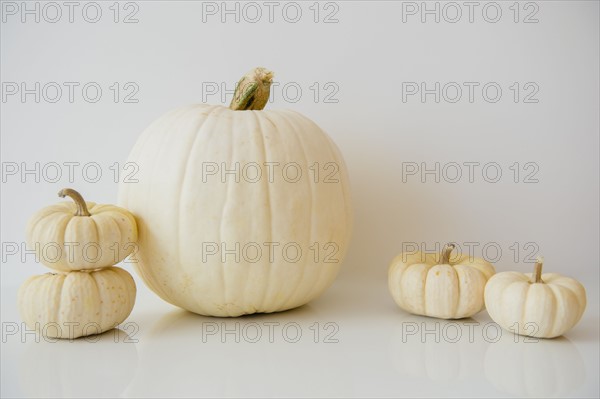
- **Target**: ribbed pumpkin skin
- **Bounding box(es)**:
[119,105,353,316]
[388,252,496,319]
[484,272,586,338]
[26,202,138,271]
[18,267,136,339]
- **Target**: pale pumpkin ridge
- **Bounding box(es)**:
[404,263,430,315]
[36,276,50,325]
[398,263,414,313]
[278,110,314,311]
[24,275,43,329]
[190,106,231,315]
[30,208,62,241]
[18,275,41,326]
[520,281,531,329]
[549,277,587,315]
[32,212,70,266]
[28,204,60,226]
[331,138,352,252]
[247,110,273,313]
[318,122,352,241]
[113,268,130,323]
[453,265,462,318]
[90,269,105,330]
[388,255,409,307]
[108,268,124,322]
[94,213,117,266]
[31,275,46,328]
[27,204,69,236]
[421,265,428,315]
[54,274,66,334]
[218,107,236,316]
[123,268,136,311]
[252,111,276,313]
[464,260,495,280]
[298,110,344,304]
[111,268,132,325]
[27,210,61,262]
[82,216,98,269]
[54,214,76,270]
[17,278,29,327]
[176,105,220,314]
[546,284,564,337]
[80,271,100,336]
[113,268,127,309]
[107,212,125,262]
[151,105,203,303]
[141,106,200,303]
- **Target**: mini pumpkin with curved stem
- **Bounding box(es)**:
[26,188,138,271]
[484,257,586,338]
[388,244,496,319]
[18,267,136,339]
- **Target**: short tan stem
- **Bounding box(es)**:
[439,243,455,264]
[531,257,544,283]
[58,188,90,217]
[229,67,274,111]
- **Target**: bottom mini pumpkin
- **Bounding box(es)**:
[18,267,136,339]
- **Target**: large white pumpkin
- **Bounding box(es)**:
[118,68,352,316]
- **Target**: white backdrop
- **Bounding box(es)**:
[2,0,598,292]
[1,1,599,398]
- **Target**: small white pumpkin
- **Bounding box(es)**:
[388,244,496,319]
[26,188,138,271]
[118,68,353,317]
[18,267,136,339]
[484,257,586,338]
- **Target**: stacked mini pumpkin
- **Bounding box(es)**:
[18,188,138,339]
[388,244,587,338]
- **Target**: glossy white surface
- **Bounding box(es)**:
[1,278,598,398]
